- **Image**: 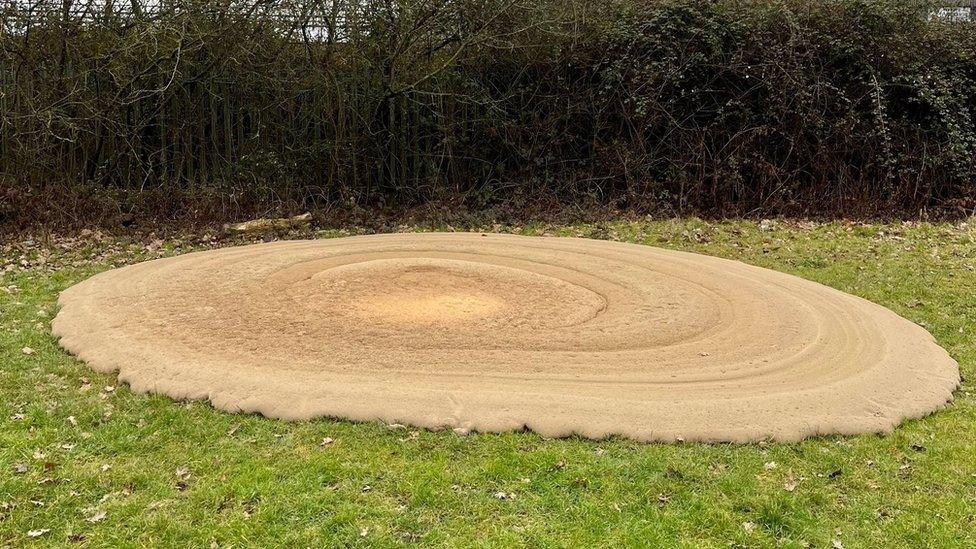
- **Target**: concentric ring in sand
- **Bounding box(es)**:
[51,233,959,442]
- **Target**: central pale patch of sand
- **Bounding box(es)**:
[359,293,505,323]
[316,258,605,329]
[51,233,960,442]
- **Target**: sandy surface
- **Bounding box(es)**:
[52,233,960,442]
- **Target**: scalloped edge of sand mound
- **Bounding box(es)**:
[51,233,960,442]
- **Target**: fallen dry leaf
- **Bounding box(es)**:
[87,510,107,523]
[398,431,420,442]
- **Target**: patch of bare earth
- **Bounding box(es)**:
[51,233,960,442]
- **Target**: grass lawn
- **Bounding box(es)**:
[1,218,974,547]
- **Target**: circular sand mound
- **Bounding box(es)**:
[52,233,959,442]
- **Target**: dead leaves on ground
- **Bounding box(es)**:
[86,510,107,523]
[175,466,191,491]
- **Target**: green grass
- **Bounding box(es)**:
[1,219,975,547]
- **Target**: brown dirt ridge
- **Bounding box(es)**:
[51,233,960,443]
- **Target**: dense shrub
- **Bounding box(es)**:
[1,0,974,226]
